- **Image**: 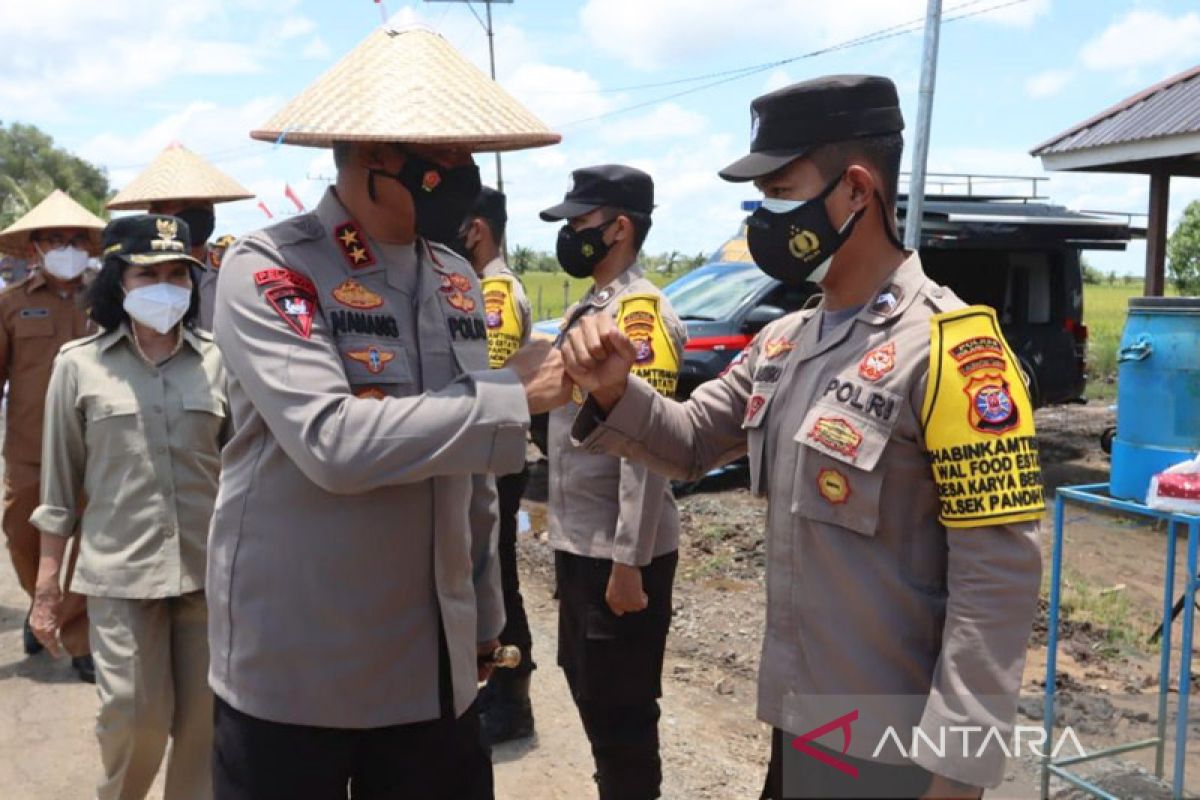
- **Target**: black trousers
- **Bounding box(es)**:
[213,697,493,800]
[760,727,933,800]
[496,467,533,676]
[555,549,678,800]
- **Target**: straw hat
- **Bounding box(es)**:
[107,143,254,210]
[0,189,106,254]
[251,25,561,152]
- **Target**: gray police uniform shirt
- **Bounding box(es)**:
[208,188,530,729]
[573,254,1042,788]
[549,265,686,567]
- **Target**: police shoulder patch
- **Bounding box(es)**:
[922,306,1044,528]
[616,293,680,397]
[481,274,523,369]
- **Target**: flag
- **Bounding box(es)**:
[258,201,274,219]
[284,184,306,213]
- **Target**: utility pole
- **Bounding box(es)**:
[425,0,511,193]
[904,0,942,250]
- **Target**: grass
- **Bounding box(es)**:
[1082,282,1181,401]
[1048,566,1146,657]
[520,270,675,321]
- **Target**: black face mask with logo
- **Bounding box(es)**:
[745,173,864,288]
[555,218,616,279]
[369,153,482,246]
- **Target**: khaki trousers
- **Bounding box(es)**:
[3,477,89,655]
[88,591,213,800]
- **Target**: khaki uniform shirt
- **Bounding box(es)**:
[574,255,1043,787]
[479,256,531,365]
[549,266,686,567]
[0,272,93,487]
[209,188,529,729]
[31,325,228,599]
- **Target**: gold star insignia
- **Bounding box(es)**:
[339,228,360,247]
[349,246,368,264]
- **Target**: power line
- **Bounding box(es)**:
[552,0,1032,128]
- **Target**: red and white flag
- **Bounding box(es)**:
[258,201,274,219]
[284,184,306,213]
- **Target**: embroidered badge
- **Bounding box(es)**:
[439,273,473,294]
[816,468,851,505]
[445,291,477,313]
[958,356,1008,377]
[332,278,383,310]
[858,342,896,382]
[329,310,401,339]
[965,373,1019,435]
[265,285,316,338]
[447,315,487,341]
[346,347,395,375]
[622,309,657,364]
[744,394,767,425]
[763,339,795,360]
[421,170,441,192]
[753,364,783,384]
[254,268,317,295]
[949,336,1004,363]
[807,417,863,459]
[334,221,376,270]
[356,387,387,400]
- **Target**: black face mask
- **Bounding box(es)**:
[369,154,482,246]
[175,206,216,248]
[556,219,615,279]
[745,172,864,287]
[448,225,474,262]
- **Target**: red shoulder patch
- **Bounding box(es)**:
[254,268,316,296]
[265,285,316,339]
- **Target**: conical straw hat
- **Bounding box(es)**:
[0,189,106,253]
[107,143,254,210]
[251,25,561,153]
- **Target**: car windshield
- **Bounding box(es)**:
[664,264,770,321]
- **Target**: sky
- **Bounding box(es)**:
[4,0,1200,276]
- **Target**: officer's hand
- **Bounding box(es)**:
[507,340,572,415]
[561,314,636,411]
[606,562,648,616]
[30,580,64,658]
[477,639,501,683]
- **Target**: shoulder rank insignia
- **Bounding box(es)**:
[332,278,383,310]
[347,347,395,374]
[922,305,1043,528]
[333,221,376,270]
[616,293,679,398]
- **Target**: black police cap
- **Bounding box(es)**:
[101,214,204,267]
[468,186,507,226]
[719,75,905,183]
[540,164,654,222]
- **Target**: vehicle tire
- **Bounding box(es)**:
[1017,356,1041,409]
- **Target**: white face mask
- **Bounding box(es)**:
[123,283,192,334]
[805,210,861,285]
[41,245,90,280]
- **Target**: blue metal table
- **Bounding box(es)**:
[1042,483,1200,800]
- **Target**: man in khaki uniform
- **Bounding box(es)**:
[561,77,1042,799]
[454,186,538,744]
[107,142,254,330]
[207,26,563,799]
[542,165,686,799]
[0,189,101,682]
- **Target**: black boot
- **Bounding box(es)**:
[72,655,96,684]
[23,614,43,656]
[480,671,535,745]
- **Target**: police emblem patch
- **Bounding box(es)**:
[858,342,896,382]
[445,291,476,313]
[347,347,395,375]
[332,278,384,310]
[763,339,795,360]
[265,286,316,339]
[440,273,473,294]
[807,417,863,459]
[965,373,1019,435]
[816,468,851,505]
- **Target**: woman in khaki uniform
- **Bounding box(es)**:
[29,214,228,800]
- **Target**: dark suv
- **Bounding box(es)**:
[662,195,1137,406]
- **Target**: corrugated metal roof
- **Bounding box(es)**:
[1032,65,1200,156]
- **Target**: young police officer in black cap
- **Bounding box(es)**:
[559,77,1043,799]
[542,165,687,800]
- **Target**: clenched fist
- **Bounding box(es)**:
[560,314,637,410]
[506,340,573,415]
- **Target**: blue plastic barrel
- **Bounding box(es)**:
[1110,297,1200,501]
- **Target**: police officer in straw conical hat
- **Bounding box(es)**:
[107,143,253,331]
[207,23,565,799]
[560,75,1043,799]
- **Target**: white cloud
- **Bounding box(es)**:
[602,103,707,145]
[578,0,1048,71]
[278,15,316,40]
[1025,68,1073,99]
[1080,10,1200,72]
